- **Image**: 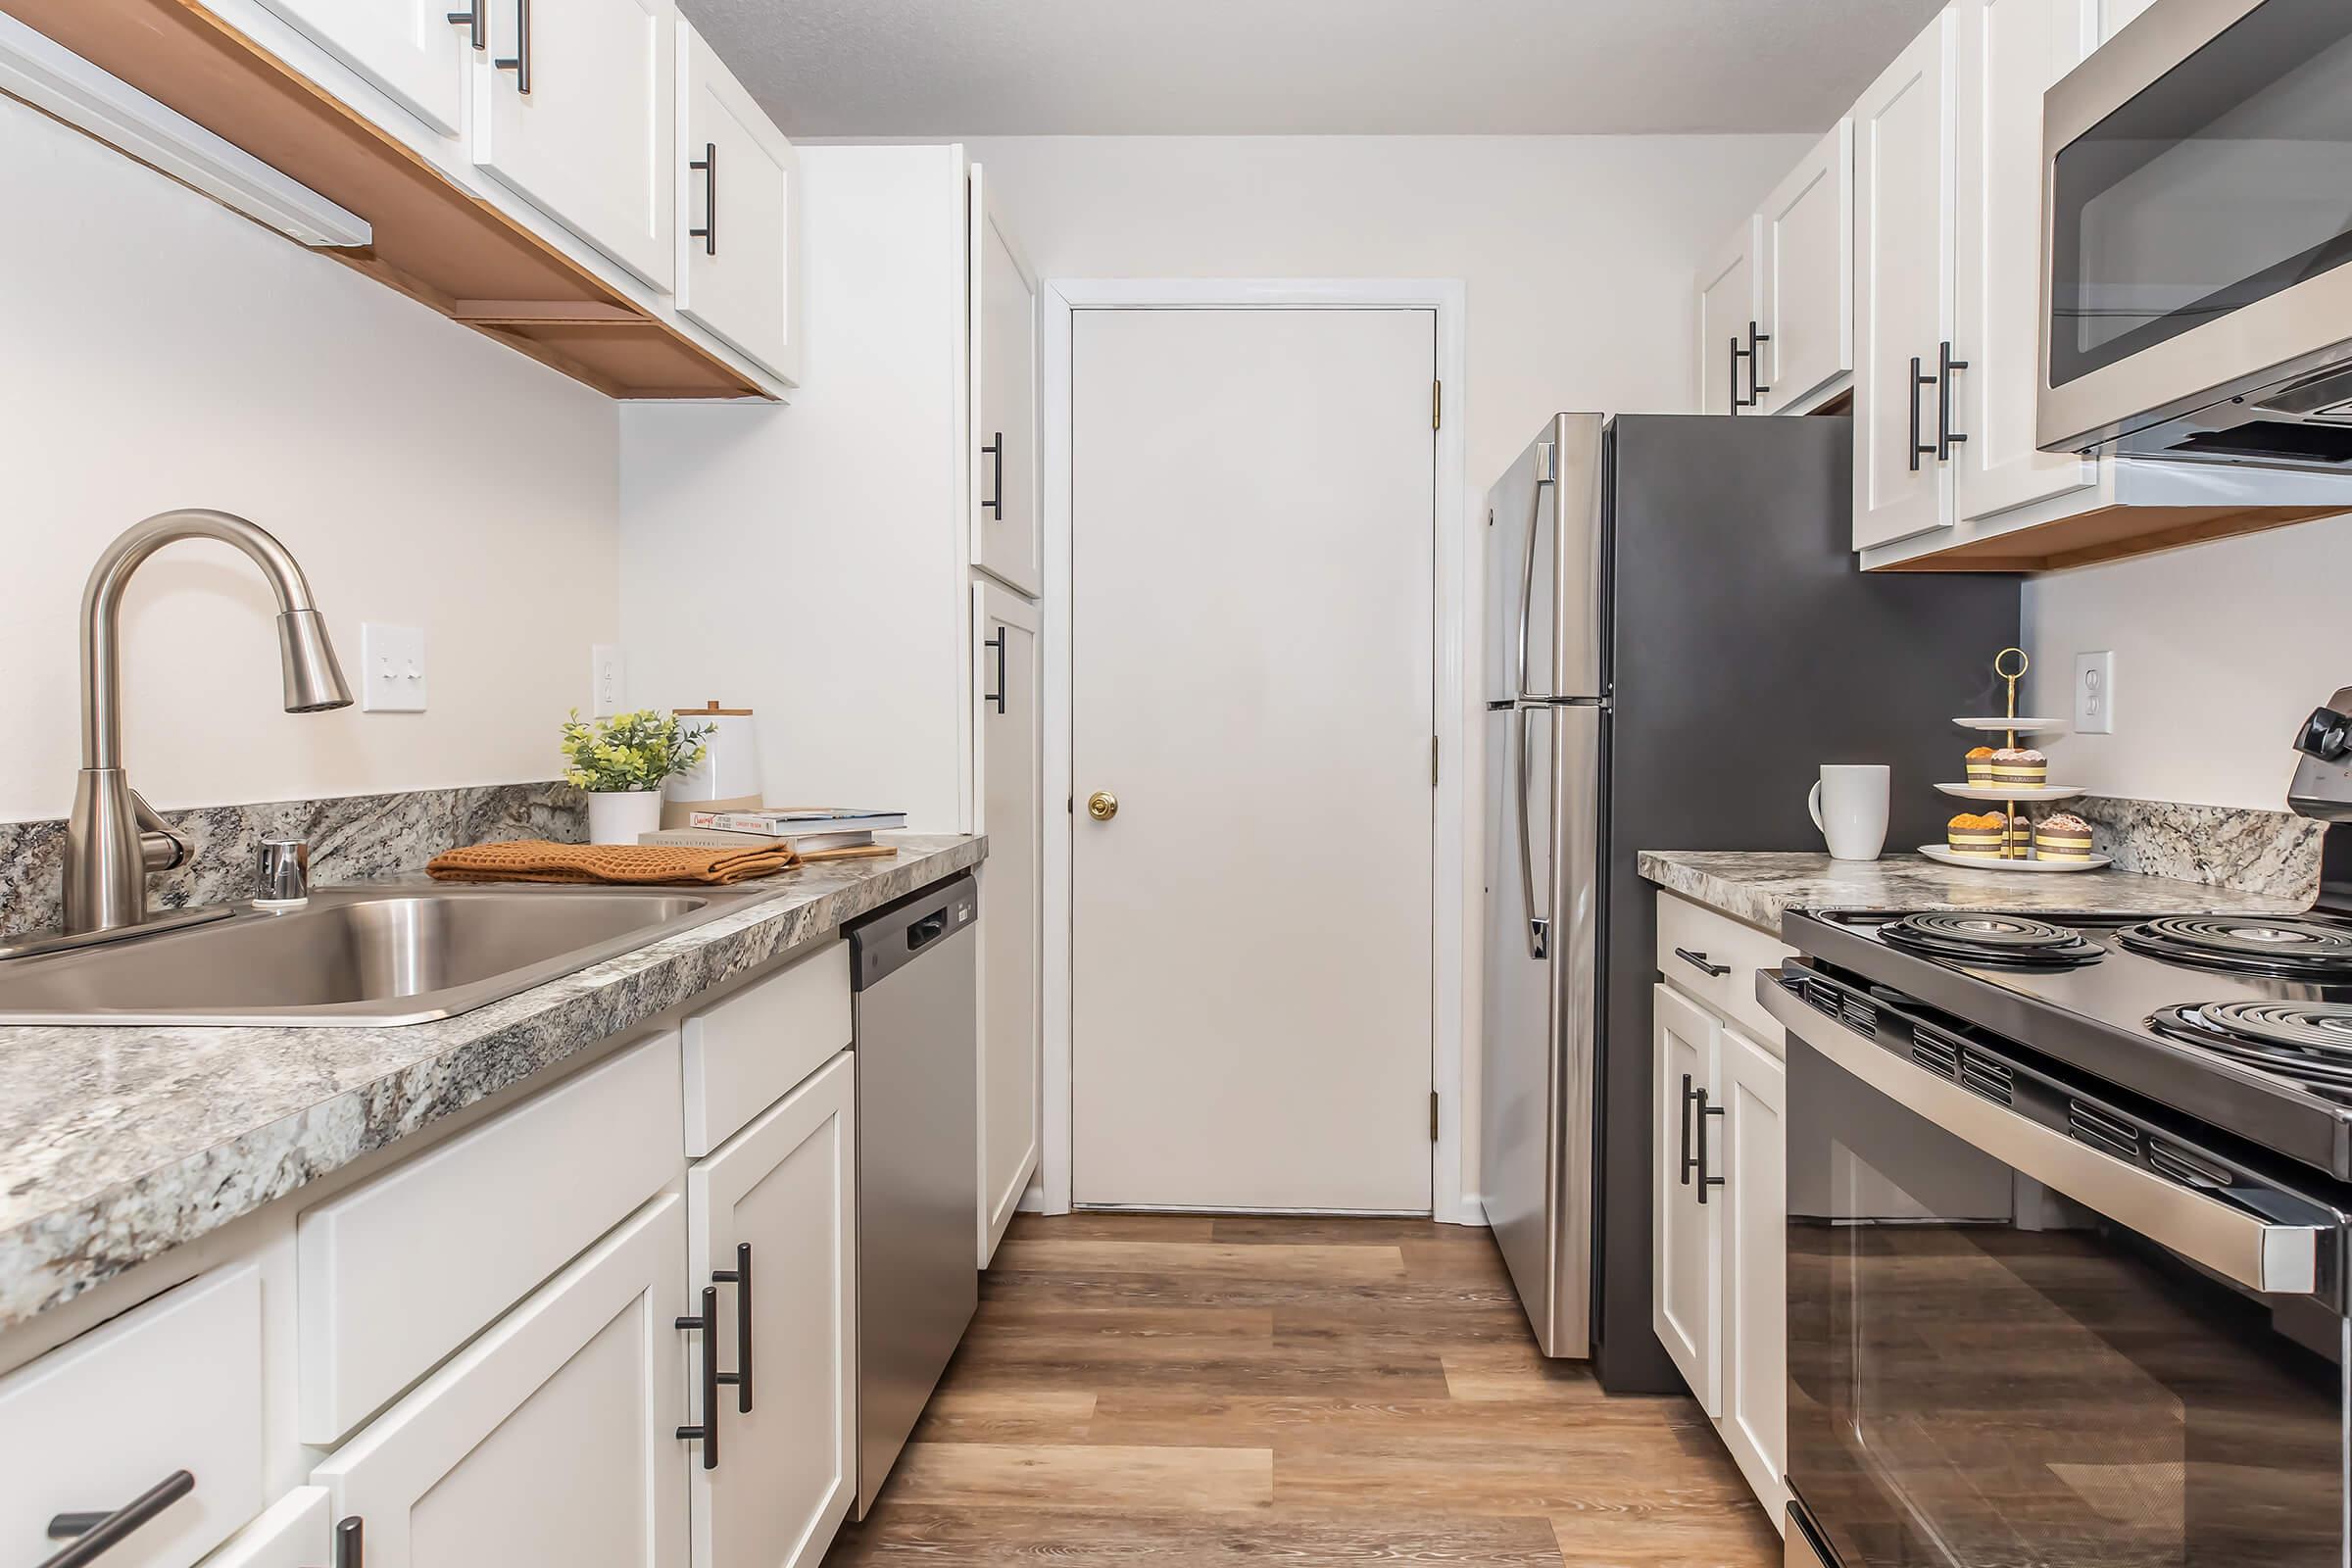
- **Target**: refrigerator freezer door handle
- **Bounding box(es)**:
[1516,445,1555,701]
[1517,706,1549,959]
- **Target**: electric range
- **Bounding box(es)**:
[1769,687,2352,1568]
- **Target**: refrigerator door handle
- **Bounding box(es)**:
[1518,706,1549,959]
[1515,443,1555,701]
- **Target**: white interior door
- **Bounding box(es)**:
[1070,306,1436,1213]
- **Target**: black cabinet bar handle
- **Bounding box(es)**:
[1680,1073,1699,1187]
[983,631,1006,714]
[1746,320,1772,403]
[689,142,717,257]
[1696,1090,1728,1204]
[981,433,1004,519]
[1908,354,1937,471]
[333,1516,365,1568]
[710,1242,753,1414]
[41,1472,194,1568]
[494,0,529,94]
[1729,336,1752,412]
[446,3,484,50]
[1674,947,1731,978]
[1936,339,1969,462]
[676,1284,720,1469]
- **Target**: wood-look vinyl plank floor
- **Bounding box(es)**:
[827,1212,1780,1567]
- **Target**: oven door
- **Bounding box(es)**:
[2038,0,2352,456]
[1763,971,2348,1568]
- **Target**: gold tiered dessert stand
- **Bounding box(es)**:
[1926,648,2106,870]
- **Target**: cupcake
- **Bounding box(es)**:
[1989,747,2048,787]
[1946,812,2007,857]
[1964,746,1996,786]
[2006,812,2034,854]
[2035,812,2094,862]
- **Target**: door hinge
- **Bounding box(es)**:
[1433,379,1443,430]
[1430,1091,1440,1142]
[1431,735,1440,787]
[1067,796,1074,814]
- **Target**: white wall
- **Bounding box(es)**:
[2022,514,2352,810]
[962,134,1810,487]
[0,94,619,822]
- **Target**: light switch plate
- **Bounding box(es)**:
[591,644,626,717]
[2074,650,2115,735]
[360,623,427,712]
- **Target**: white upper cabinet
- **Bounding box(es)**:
[474,0,677,290]
[1756,121,1854,415]
[252,0,470,134]
[1954,0,2097,524]
[1696,218,1762,416]
[970,164,1042,596]
[675,20,802,383]
[1852,5,1962,551]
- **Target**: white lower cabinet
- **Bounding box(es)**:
[0,1263,267,1568]
[1651,896,1790,1527]
[974,581,1042,1263]
[684,1052,856,1568]
[195,1489,332,1568]
[1716,1022,1788,1518]
[313,1193,690,1568]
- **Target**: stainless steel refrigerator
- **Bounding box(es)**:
[1480,414,2017,1392]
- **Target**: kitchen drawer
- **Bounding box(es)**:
[1,1263,265,1568]
[1655,893,1793,1048]
[682,939,852,1156]
[196,1489,330,1568]
[296,1032,683,1445]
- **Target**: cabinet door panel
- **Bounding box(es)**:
[1757,121,1853,415]
[687,1052,855,1568]
[1651,984,1720,1413]
[1955,0,2099,523]
[1696,218,1761,416]
[1718,1025,1788,1521]
[975,586,1042,1262]
[1853,9,1959,550]
[315,1195,688,1568]
[676,20,800,382]
[253,0,467,134]
[971,164,1041,595]
[474,0,675,289]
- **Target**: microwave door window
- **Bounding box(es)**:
[2049,1,2352,386]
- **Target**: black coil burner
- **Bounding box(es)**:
[2148,1001,2352,1104]
[1877,911,2104,969]
[2121,916,2352,980]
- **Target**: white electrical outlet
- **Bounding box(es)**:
[360,623,427,712]
[592,645,626,717]
[2074,650,2115,735]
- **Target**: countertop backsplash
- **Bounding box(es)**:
[0,782,585,940]
[2069,794,2325,902]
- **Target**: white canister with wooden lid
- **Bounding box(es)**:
[662,702,762,827]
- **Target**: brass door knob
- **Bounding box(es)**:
[1087,791,1119,821]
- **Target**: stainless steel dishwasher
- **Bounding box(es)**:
[847,872,979,1517]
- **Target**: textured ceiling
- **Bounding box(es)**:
[679,0,1949,137]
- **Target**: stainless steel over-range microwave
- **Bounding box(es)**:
[2038,0,2352,469]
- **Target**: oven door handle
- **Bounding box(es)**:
[1758,971,2325,1298]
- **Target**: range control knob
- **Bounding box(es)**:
[2296,706,2352,761]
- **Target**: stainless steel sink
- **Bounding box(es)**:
[0,884,770,1027]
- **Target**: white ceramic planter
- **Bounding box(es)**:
[586,790,664,845]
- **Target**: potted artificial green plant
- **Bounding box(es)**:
[561,709,712,844]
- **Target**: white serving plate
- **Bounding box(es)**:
[1953,716,2070,734]
[1935,783,2085,802]
[1918,844,2110,873]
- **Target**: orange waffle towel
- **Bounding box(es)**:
[427,838,800,886]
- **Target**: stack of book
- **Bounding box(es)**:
[641,808,907,855]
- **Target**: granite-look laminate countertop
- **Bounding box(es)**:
[0,834,983,1330]
[1639,849,2310,937]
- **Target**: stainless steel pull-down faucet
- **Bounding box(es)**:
[13,510,354,958]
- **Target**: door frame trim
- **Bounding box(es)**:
[1036,277,1475,1225]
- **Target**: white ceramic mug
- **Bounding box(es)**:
[1808,764,1890,862]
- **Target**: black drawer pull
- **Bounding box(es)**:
[676,1285,721,1469]
[41,1472,193,1567]
[493,0,529,94]
[1695,1090,1727,1204]
[711,1242,753,1414]
[1674,947,1731,978]
[689,142,718,257]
